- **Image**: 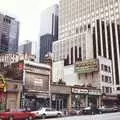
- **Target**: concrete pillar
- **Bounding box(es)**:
[16,91,21,109]
[67,94,72,111]
[85,95,88,107]
[97,96,102,107]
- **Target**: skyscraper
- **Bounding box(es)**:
[39,4,59,63]
[53,0,120,93]
[19,40,32,55]
[0,13,19,53]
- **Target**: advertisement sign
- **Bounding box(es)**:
[75,59,99,74]
[88,89,101,95]
[72,88,88,94]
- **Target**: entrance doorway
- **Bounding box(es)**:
[56,99,63,111]
[88,95,97,106]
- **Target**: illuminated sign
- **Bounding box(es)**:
[75,59,99,74]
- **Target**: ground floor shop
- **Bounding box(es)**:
[71,87,101,109]
[6,82,22,110]
[51,94,68,111]
[0,92,6,111]
[102,95,118,106]
[6,92,21,110]
[51,84,71,111]
[23,91,49,110]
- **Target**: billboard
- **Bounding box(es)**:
[75,59,99,74]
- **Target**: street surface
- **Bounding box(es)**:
[37,112,120,120]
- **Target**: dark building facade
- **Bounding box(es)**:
[0,14,19,53]
[39,4,59,63]
[40,34,53,63]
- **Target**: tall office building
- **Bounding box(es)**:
[53,0,120,93]
[39,4,59,63]
[0,13,19,53]
[19,40,32,55]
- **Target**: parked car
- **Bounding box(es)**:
[31,107,63,119]
[0,109,36,120]
[68,109,78,116]
[99,106,119,113]
[82,107,102,115]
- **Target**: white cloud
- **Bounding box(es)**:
[0,0,59,44]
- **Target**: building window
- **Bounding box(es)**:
[76,28,79,33]
[106,87,109,93]
[105,76,108,82]
[104,65,107,72]
[102,75,104,82]
[102,86,105,93]
[109,87,112,93]
[101,64,104,70]
[108,66,111,72]
[109,77,112,83]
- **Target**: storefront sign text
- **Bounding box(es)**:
[75,59,99,74]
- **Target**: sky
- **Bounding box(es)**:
[0,0,59,45]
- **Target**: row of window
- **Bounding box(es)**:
[3,18,11,24]
[102,86,112,94]
[101,64,111,73]
[102,75,112,83]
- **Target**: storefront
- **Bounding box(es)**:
[71,87,101,109]
[51,84,71,111]
[22,60,51,110]
[0,75,7,111]
[24,91,49,110]
[6,82,22,110]
[102,95,118,106]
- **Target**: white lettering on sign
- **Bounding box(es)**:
[34,79,43,87]
[72,88,88,94]
[89,90,101,95]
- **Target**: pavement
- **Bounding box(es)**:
[36,112,120,120]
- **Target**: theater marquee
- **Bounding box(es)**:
[75,59,99,74]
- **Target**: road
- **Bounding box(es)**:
[37,112,120,120]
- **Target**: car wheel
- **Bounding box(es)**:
[42,114,46,119]
[57,113,62,117]
[25,118,28,120]
[92,112,94,115]
[99,111,102,114]
[28,116,33,120]
[9,116,14,120]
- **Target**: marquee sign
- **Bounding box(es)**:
[75,59,99,74]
